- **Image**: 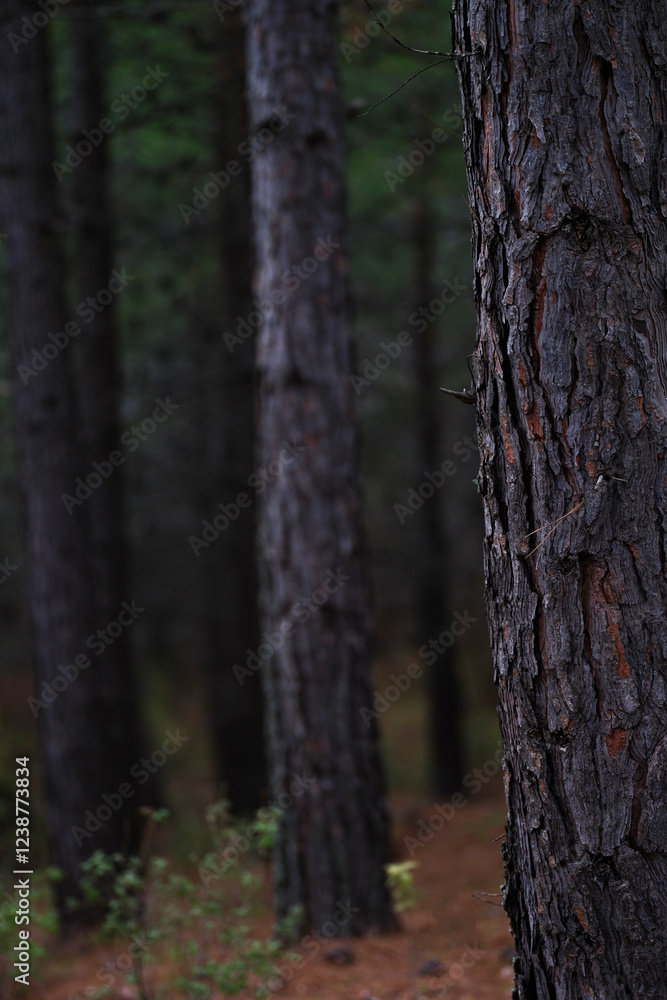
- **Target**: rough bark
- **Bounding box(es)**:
[453,1,667,996]
[245,0,397,935]
[0,4,143,929]
[410,200,464,797]
[200,9,266,815]
[69,1,152,844]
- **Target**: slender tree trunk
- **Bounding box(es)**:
[200,9,265,815]
[453,1,667,995]
[410,200,464,797]
[245,0,397,935]
[0,4,142,930]
[69,1,152,843]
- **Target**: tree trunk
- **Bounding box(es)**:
[244,0,397,935]
[453,1,667,995]
[410,199,464,797]
[0,3,143,930]
[201,9,266,815]
[69,1,152,843]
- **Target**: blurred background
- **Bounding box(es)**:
[0,0,497,871]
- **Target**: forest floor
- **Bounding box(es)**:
[35,781,514,1000]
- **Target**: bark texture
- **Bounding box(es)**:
[245,0,396,935]
[453,1,667,996]
[0,4,144,928]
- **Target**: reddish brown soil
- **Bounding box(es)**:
[33,781,514,1000]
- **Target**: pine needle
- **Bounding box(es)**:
[521,501,584,557]
[362,0,449,56]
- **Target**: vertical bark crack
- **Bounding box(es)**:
[597,58,631,226]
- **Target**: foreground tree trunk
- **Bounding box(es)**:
[410,200,464,797]
[453,1,667,995]
[245,0,396,935]
[69,1,152,843]
[0,4,143,929]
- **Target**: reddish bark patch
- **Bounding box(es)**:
[606,615,631,679]
[637,396,646,426]
[576,906,590,932]
[526,402,543,439]
[605,728,629,758]
[501,415,517,464]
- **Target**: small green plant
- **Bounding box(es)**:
[274,903,305,944]
[249,806,281,855]
[76,802,287,1000]
[385,860,420,912]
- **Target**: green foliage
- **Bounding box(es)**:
[73,803,286,1000]
[274,904,306,945]
[385,859,420,912]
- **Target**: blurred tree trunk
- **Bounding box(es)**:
[0,4,141,930]
[410,200,464,797]
[454,1,667,995]
[69,0,152,841]
[199,10,266,814]
[245,0,397,935]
